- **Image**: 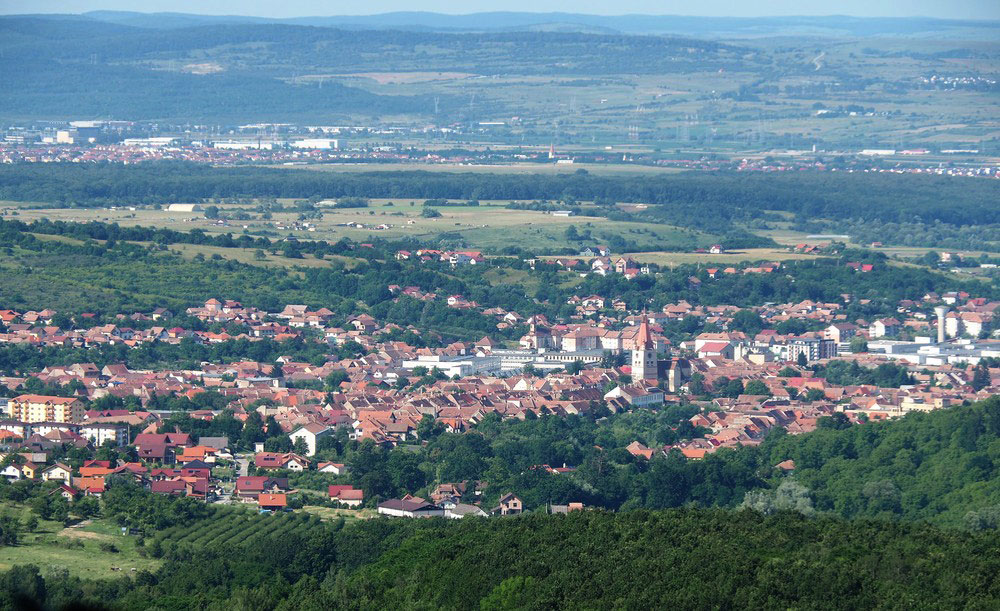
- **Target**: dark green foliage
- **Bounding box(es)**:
[763,396,1000,526]
[331,511,1000,610]
[7,509,1000,610]
[815,360,915,387]
[1,164,996,232]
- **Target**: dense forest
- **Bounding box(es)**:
[5,397,1000,609]
[4,507,1000,609]
[2,164,996,231]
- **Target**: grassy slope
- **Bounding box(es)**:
[0,511,160,575]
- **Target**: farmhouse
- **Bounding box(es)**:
[377,496,445,518]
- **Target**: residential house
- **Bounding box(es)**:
[258,493,288,511]
[825,323,859,343]
[377,496,445,518]
[41,462,72,483]
[289,423,332,456]
[869,318,902,338]
[254,452,309,472]
[328,485,364,507]
[317,462,349,475]
[235,476,289,501]
[493,493,523,515]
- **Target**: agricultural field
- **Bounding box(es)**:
[301,506,376,523]
[152,505,329,550]
[577,248,825,267]
[326,36,1000,151]
[3,200,718,254]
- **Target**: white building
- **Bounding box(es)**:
[79,423,128,447]
[377,498,445,518]
[289,423,332,456]
[402,354,501,378]
[166,203,203,212]
[604,384,664,407]
[291,138,338,150]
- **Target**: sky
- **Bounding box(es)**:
[2,0,999,20]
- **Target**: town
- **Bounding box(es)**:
[2,268,997,516]
[1,5,999,609]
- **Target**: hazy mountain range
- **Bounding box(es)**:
[36,10,1000,38]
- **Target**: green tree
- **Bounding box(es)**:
[325,370,349,391]
[972,363,990,391]
[744,380,771,396]
[480,576,540,611]
[730,309,764,335]
[849,336,868,353]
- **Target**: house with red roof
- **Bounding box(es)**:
[328,485,364,507]
[258,493,288,511]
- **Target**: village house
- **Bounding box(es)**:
[235,476,289,502]
[493,493,523,515]
[258,493,288,512]
[254,452,310,471]
[288,423,332,456]
[378,496,445,518]
[328,485,364,507]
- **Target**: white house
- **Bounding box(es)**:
[289,423,332,456]
[603,384,664,407]
[317,462,349,475]
[80,423,128,447]
[41,463,72,483]
[377,497,445,518]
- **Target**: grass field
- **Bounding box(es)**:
[0,514,161,576]
[559,248,826,267]
[301,506,375,523]
[26,232,355,271]
[5,200,717,254]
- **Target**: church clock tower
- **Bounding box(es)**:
[631,315,658,383]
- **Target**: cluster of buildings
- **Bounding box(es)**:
[1,267,999,514]
[395,249,486,267]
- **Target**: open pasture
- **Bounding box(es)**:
[0,516,161,576]
[4,200,716,254]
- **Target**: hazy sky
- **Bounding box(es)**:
[3,0,999,20]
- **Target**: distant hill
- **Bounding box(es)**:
[0,12,995,122]
[0,14,751,121]
[79,10,1000,38]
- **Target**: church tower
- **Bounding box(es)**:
[631,314,658,383]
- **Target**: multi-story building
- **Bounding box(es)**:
[9,395,86,423]
[784,338,837,363]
